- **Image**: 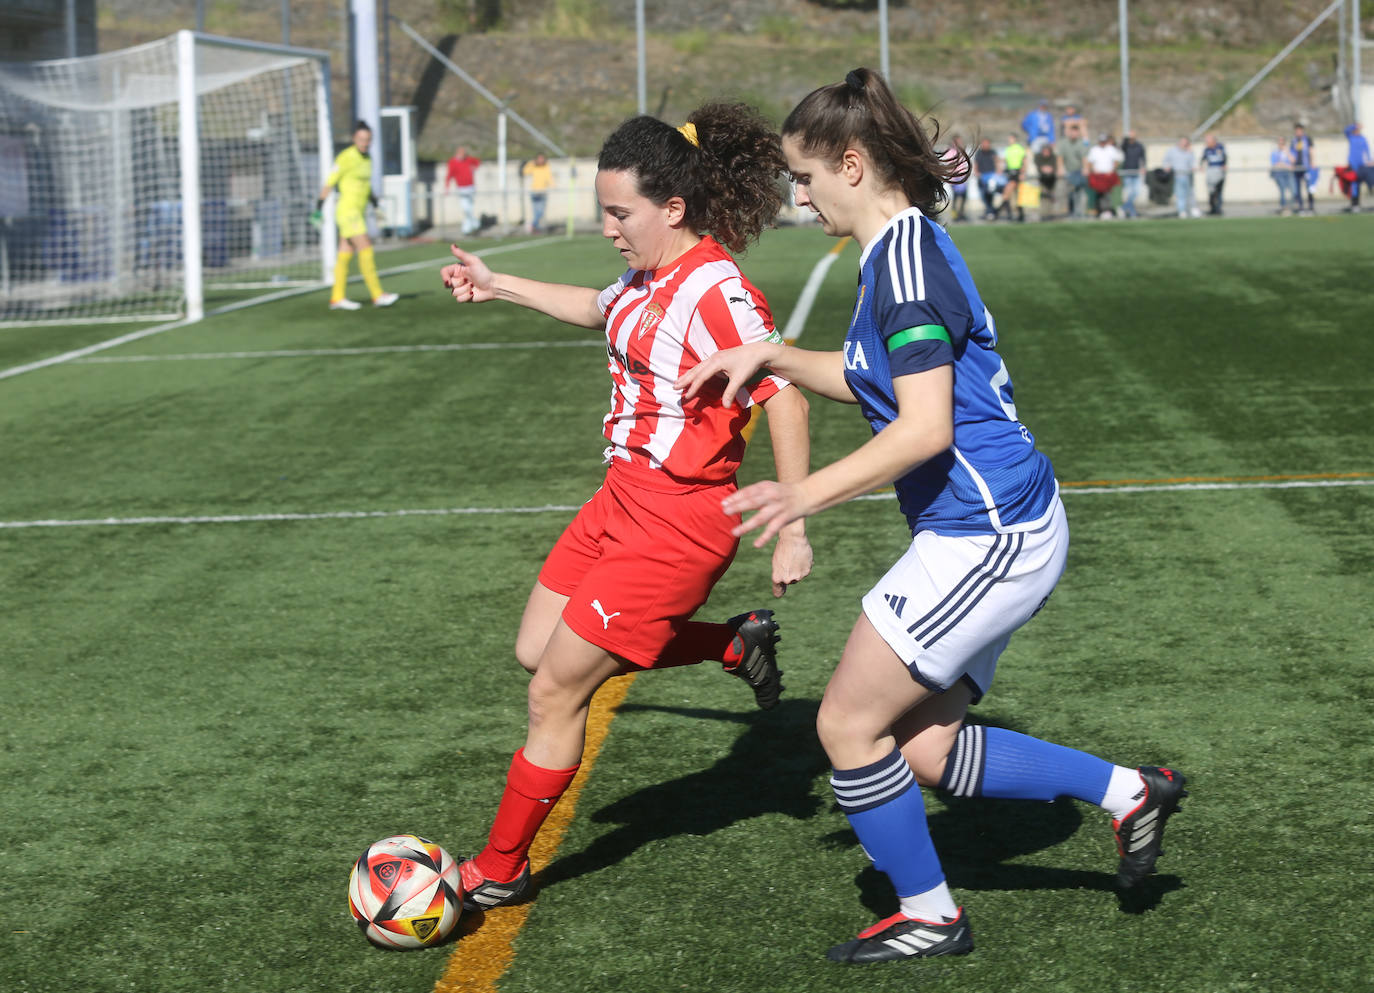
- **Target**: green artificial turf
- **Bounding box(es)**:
[2,218,1371,992]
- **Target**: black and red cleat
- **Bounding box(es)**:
[722,609,782,710]
[827,908,974,963]
[458,857,532,911]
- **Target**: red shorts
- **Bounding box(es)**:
[539,459,740,668]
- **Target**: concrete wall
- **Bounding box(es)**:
[396,131,1360,235]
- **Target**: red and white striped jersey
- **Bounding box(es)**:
[595,236,788,483]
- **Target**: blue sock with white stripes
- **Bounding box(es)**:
[938,724,1114,806]
[831,748,946,899]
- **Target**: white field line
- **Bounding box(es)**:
[73,341,605,362]
[0,238,561,383]
[3,477,1371,531]
[782,239,847,342]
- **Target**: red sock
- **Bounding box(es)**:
[656,620,738,668]
[475,748,579,882]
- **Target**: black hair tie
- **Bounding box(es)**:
[844,69,865,92]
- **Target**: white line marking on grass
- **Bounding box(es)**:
[782,237,849,343]
[73,341,604,363]
[0,238,562,383]
[0,505,583,530]
[3,477,1370,531]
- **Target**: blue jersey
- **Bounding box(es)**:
[843,207,1058,536]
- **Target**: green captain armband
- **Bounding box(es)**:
[887,324,950,351]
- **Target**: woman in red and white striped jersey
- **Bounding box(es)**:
[440,102,812,910]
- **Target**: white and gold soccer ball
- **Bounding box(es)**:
[348,834,462,948]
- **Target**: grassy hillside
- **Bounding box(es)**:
[96,0,1355,160]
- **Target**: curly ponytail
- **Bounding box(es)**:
[781,67,967,216]
[597,103,785,254]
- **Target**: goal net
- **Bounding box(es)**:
[0,31,332,327]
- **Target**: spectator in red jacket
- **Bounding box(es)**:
[446,146,482,235]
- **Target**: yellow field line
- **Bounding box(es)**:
[433,673,636,993]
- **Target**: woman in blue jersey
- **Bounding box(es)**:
[679,68,1187,964]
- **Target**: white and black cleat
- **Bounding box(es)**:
[1113,766,1188,887]
[827,908,974,963]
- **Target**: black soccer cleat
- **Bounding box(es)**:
[458,857,532,911]
[827,909,974,964]
[722,609,782,710]
[1113,766,1188,887]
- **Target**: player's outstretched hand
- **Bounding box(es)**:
[676,341,780,407]
[440,244,496,303]
[724,479,811,549]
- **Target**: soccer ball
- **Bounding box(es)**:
[348,834,462,949]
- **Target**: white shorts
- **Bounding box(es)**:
[861,498,1068,701]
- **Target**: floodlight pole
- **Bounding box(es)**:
[1119,0,1131,134]
[351,0,382,202]
[1354,0,1363,122]
[879,0,890,80]
[635,0,647,115]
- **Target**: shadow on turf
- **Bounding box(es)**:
[841,796,1184,916]
[533,697,828,894]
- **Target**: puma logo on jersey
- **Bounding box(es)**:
[844,338,869,370]
[590,599,621,629]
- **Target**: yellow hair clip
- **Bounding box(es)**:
[677,122,699,148]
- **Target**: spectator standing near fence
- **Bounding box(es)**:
[446,145,482,235]
[1021,100,1055,153]
[974,137,999,220]
[1163,136,1199,218]
[1344,123,1371,210]
[1200,134,1228,216]
[943,135,970,221]
[1120,130,1146,218]
[521,153,554,233]
[1290,124,1315,215]
[1033,140,1059,218]
[1085,133,1123,218]
[1270,137,1295,214]
[1001,134,1028,222]
[1060,104,1087,139]
[1058,123,1089,218]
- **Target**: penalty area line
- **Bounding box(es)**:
[4,474,1372,531]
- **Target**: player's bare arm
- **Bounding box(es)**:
[442,244,603,329]
[726,365,954,547]
[758,385,814,597]
[678,341,856,405]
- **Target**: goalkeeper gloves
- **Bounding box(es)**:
[308,199,324,229]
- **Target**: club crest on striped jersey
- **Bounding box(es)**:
[637,301,666,339]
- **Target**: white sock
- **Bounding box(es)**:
[1100,766,1146,822]
[898,881,960,923]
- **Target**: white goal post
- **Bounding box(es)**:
[0,31,332,327]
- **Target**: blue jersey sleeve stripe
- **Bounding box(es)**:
[888,325,950,352]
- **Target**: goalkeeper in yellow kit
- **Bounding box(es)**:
[314,121,398,310]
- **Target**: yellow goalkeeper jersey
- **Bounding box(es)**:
[326,146,373,213]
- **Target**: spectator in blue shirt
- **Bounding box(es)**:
[1345,122,1372,208]
[1021,100,1055,152]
